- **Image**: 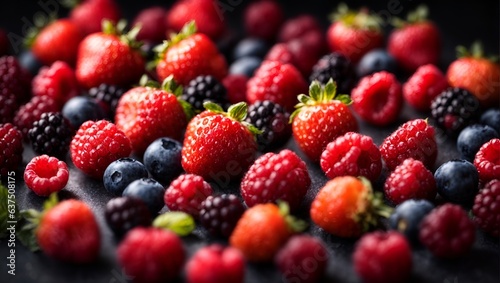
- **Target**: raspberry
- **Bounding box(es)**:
[199,194,246,238]
[244,0,284,41]
[474,138,500,182]
[266,40,320,76]
[23,155,69,197]
[87,83,126,118]
[0,93,17,124]
[0,123,23,177]
[241,149,310,210]
[0,55,32,104]
[380,119,438,171]
[473,180,500,237]
[403,64,448,111]
[419,204,475,258]
[14,95,59,138]
[104,197,152,237]
[181,75,229,112]
[351,71,403,126]
[384,158,437,205]
[309,52,356,94]
[28,112,73,157]
[353,231,412,283]
[164,174,214,217]
[32,61,80,108]
[70,120,132,179]
[278,14,322,43]
[222,74,248,104]
[320,132,382,182]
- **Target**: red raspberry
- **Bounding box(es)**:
[247,60,308,112]
[164,174,214,217]
[278,14,323,43]
[118,227,185,283]
[132,6,167,43]
[403,64,448,111]
[380,119,438,171]
[0,123,23,177]
[419,204,475,258]
[24,155,69,197]
[266,40,320,77]
[384,158,437,205]
[244,0,284,41]
[473,179,500,237]
[0,55,32,104]
[241,149,311,210]
[32,61,80,108]
[351,71,403,126]
[0,93,17,124]
[185,244,245,283]
[70,120,132,179]
[474,138,500,182]
[13,95,59,138]
[353,231,412,283]
[222,74,248,104]
[320,132,382,182]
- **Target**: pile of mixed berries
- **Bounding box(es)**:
[1,0,499,282]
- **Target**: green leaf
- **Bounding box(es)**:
[278,201,308,233]
[297,94,310,105]
[309,81,322,102]
[470,41,484,58]
[153,212,196,236]
[289,108,301,124]
[204,101,225,114]
[324,79,337,101]
[102,20,116,35]
[227,102,248,121]
[0,184,18,239]
[242,122,263,136]
[178,99,195,121]
[336,94,352,105]
[407,5,428,23]
[456,45,470,58]
[43,193,59,211]
[16,209,42,252]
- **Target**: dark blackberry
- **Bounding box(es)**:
[181,75,229,112]
[309,52,356,94]
[105,197,152,237]
[199,194,246,238]
[0,93,18,124]
[14,95,59,139]
[87,83,126,118]
[28,112,73,157]
[0,123,23,177]
[245,100,292,151]
[431,87,481,136]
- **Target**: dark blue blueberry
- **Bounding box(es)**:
[356,49,398,78]
[388,199,434,244]
[435,159,479,206]
[480,108,500,134]
[122,178,165,214]
[229,57,262,77]
[143,138,183,185]
[62,96,106,129]
[18,50,43,76]
[457,124,498,161]
[233,38,269,60]
[103,158,149,195]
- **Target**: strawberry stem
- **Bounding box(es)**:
[153,211,196,237]
[354,177,393,233]
[278,201,308,233]
[391,4,429,28]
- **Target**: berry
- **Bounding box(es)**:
[104,197,152,237]
[388,199,434,244]
[0,55,32,104]
[32,61,80,108]
[222,74,248,104]
[144,138,183,185]
[380,119,437,171]
[123,178,166,215]
[309,52,356,94]
[87,83,126,118]
[18,50,43,76]
[186,244,245,283]
[233,38,269,60]
[28,112,73,157]
[245,100,292,151]
[70,0,121,36]
[384,158,437,205]
[430,87,481,136]
[403,64,449,111]
[103,157,149,196]
[117,227,185,283]
[480,109,500,134]
[23,155,69,197]
[0,93,17,124]
[62,96,106,130]
[435,159,479,206]
[199,194,246,238]
[474,138,500,182]
[0,123,23,177]
[356,49,398,78]
[275,235,329,283]
[229,57,262,77]
[244,0,284,41]
[419,204,475,258]
[132,6,167,43]
[278,15,323,46]
[352,71,403,126]
[265,40,320,77]
[70,119,132,179]
[353,231,412,283]
[164,174,214,217]
[181,75,229,112]
[320,132,382,182]
[458,124,499,161]
[241,149,310,210]
[14,95,59,138]
[472,179,500,237]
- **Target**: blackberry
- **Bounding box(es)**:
[0,123,23,177]
[87,83,126,118]
[105,197,152,237]
[245,100,292,151]
[0,56,32,104]
[309,52,356,94]
[14,95,59,138]
[181,75,229,111]
[431,87,481,136]
[0,93,18,124]
[199,194,246,238]
[28,112,73,157]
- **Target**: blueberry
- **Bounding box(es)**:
[18,49,43,76]
[480,109,500,134]
[357,49,398,78]
[229,57,262,77]
[122,178,165,214]
[435,160,479,206]
[62,96,106,129]
[233,38,269,60]
[143,138,183,185]
[457,124,498,161]
[103,158,149,195]
[388,199,434,244]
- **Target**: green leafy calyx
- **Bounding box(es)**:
[391,5,429,28]
[278,201,308,233]
[354,177,393,233]
[153,211,196,237]
[204,101,262,136]
[456,41,499,62]
[102,20,143,50]
[331,3,382,31]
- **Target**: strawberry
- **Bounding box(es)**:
[132,6,167,43]
[155,21,228,86]
[327,4,384,63]
[446,42,500,107]
[310,176,392,238]
[181,102,258,184]
[291,79,358,162]
[388,5,441,72]
[75,20,145,89]
[69,0,121,36]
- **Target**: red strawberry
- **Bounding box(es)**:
[388,5,441,72]
[186,244,245,283]
[156,22,228,86]
[327,4,384,63]
[403,64,448,111]
[244,0,284,41]
[69,0,121,36]
[75,21,145,89]
[291,79,358,162]
[132,6,167,43]
[32,61,80,108]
